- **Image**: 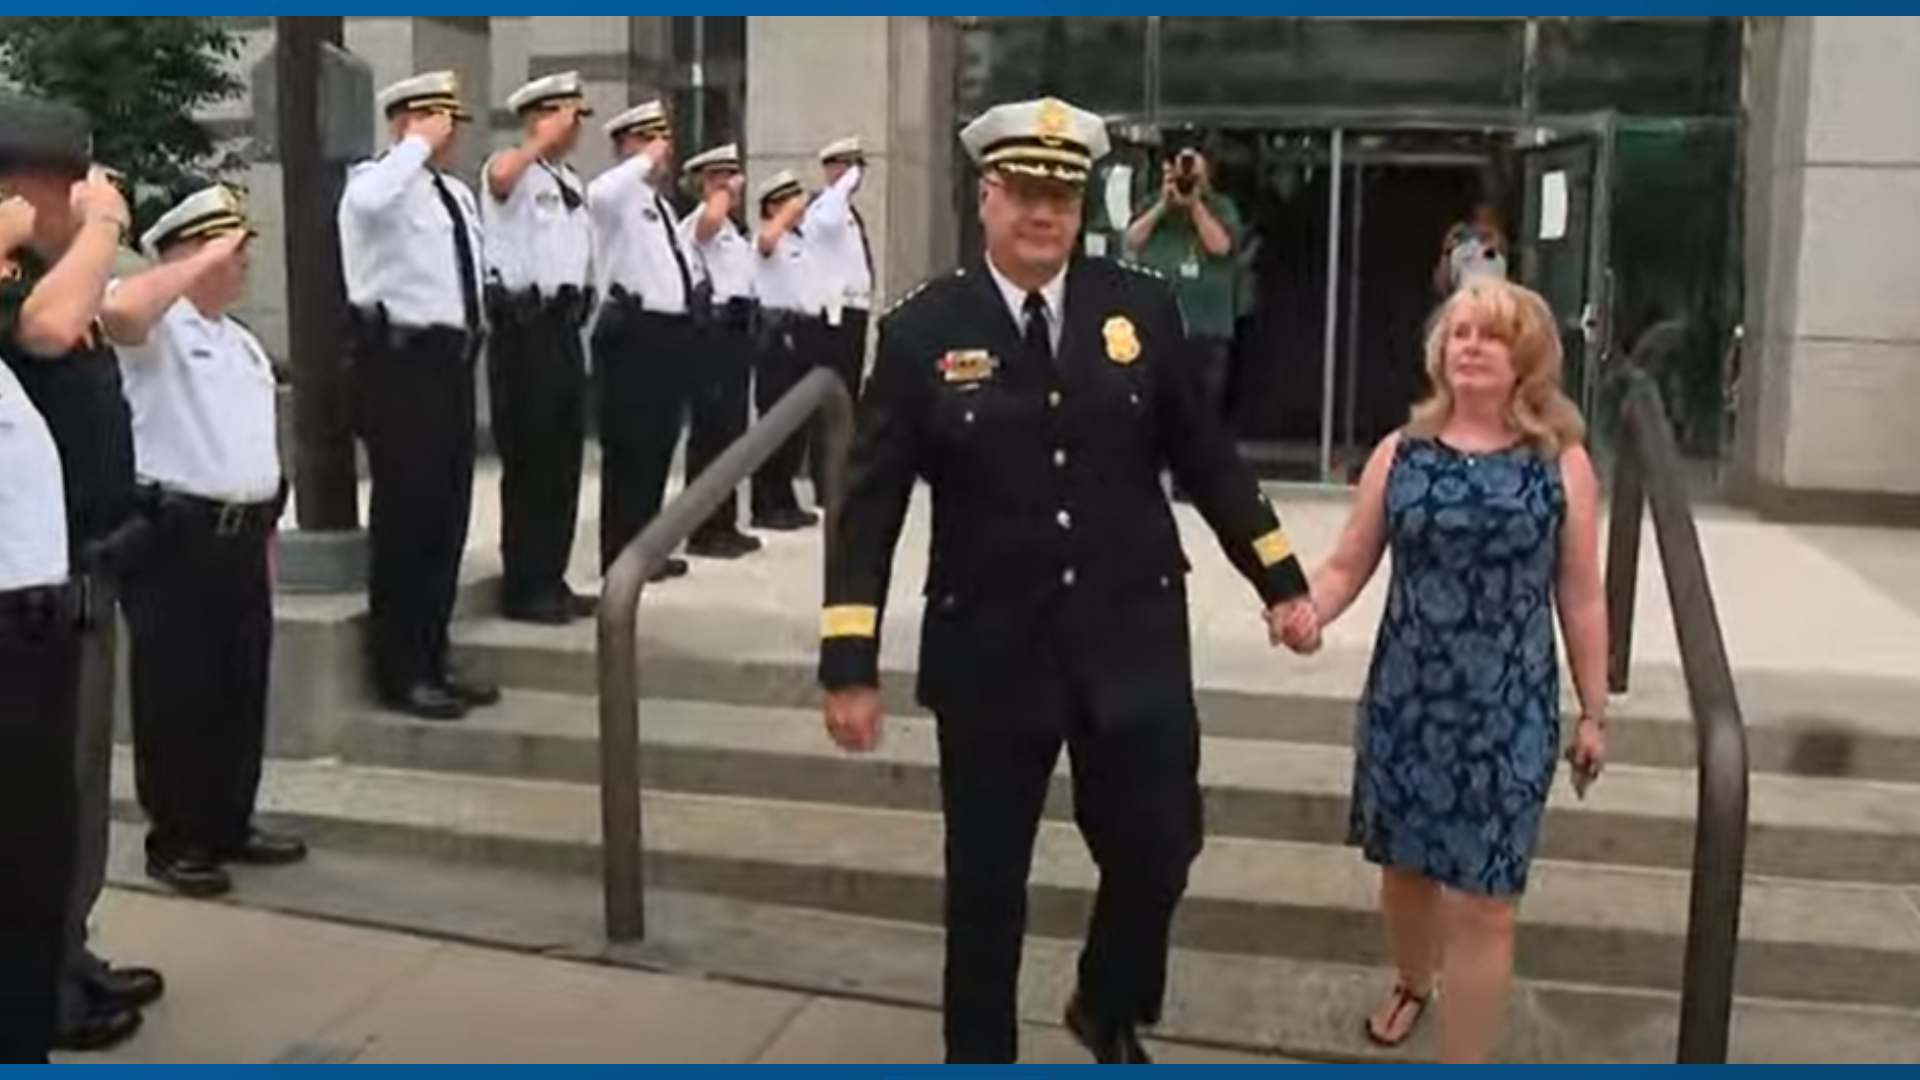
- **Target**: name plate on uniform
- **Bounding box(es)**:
[940,350,999,386]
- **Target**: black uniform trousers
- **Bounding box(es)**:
[0,587,81,1063]
[801,309,870,506]
[750,312,817,520]
[352,324,480,697]
[593,303,696,572]
[121,492,278,861]
[683,299,756,545]
[938,685,1204,1064]
[487,293,589,609]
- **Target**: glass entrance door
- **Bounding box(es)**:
[1515,122,1616,423]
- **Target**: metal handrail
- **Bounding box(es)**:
[596,367,855,943]
[1601,332,1752,1065]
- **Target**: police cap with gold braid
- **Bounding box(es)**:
[508,71,595,117]
[140,183,254,259]
[960,96,1111,186]
[377,70,472,123]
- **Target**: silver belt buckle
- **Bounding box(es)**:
[216,502,247,538]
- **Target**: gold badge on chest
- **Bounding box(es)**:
[1103,316,1142,366]
[940,349,999,386]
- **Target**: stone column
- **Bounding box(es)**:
[1734,16,1920,524]
[745,16,961,310]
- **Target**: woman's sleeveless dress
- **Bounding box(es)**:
[1348,436,1565,898]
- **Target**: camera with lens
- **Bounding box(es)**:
[1173,148,1203,197]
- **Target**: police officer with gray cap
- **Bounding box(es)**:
[339,71,500,722]
[0,90,162,1055]
[482,72,596,625]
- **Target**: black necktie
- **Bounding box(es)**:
[656,193,695,300]
[1024,291,1054,369]
[432,172,481,333]
[850,204,875,280]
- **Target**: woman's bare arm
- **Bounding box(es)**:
[1309,432,1400,627]
[1555,444,1610,723]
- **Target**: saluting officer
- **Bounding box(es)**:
[102,185,307,900]
[339,71,500,722]
[0,93,164,1056]
[677,143,763,561]
[482,72,597,626]
[807,136,876,395]
[587,101,704,582]
[0,193,81,1066]
[747,169,824,533]
[817,97,1316,1065]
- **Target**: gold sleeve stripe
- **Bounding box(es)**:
[821,605,880,640]
[1253,529,1294,570]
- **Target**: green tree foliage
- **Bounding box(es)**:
[0,16,245,233]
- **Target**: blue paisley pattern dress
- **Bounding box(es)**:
[1349,435,1565,899]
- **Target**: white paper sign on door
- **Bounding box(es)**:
[1540,170,1570,242]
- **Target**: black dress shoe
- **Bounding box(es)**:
[502,593,576,626]
[55,1003,143,1054]
[687,531,765,560]
[92,966,165,1011]
[225,830,309,867]
[752,510,819,533]
[439,676,501,709]
[646,557,690,584]
[146,850,233,899]
[1065,995,1155,1064]
[383,683,469,722]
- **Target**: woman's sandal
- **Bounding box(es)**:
[1363,984,1433,1049]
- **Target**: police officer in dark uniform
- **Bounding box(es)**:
[818,96,1318,1066]
[0,92,164,1055]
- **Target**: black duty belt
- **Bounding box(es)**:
[146,483,286,539]
[349,306,485,359]
[485,285,595,329]
[0,582,82,636]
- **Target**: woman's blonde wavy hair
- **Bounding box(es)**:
[1406,276,1587,459]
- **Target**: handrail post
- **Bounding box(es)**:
[1605,376,1647,696]
[595,369,855,945]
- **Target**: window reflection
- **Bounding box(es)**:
[1536,17,1742,117]
[958,16,1148,118]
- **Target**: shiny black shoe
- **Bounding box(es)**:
[687,531,765,561]
[646,557,691,584]
[54,1003,143,1054]
[382,683,469,722]
[439,676,502,709]
[146,850,233,900]
[751,509,819,533]
[502,592,578,626]
[224,829,309,868]
[1065,995,1155,1064]
[92,966,166,1011]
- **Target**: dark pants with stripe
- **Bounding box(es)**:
[684,300,756,546]
[593,305,695,572]
[487,293,589,610]
[938,697,1202,1063]
[0,587,80,1063]
[352,321,479,697]
[122,491,278,861]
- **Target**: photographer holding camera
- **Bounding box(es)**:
[1123,146,1243,429]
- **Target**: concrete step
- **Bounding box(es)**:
[109,749,1920,1013]
[340,694,1920,889]
[99,825,1920,1065]
[447,616,1920,785]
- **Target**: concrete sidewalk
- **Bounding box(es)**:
[63,891,1288,1065]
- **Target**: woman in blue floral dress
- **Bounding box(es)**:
[1294,278,1610,1064]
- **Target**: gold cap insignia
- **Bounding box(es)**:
[940,349,1000,385]
[1036,97,1070,143]
[1103,316,1142,366]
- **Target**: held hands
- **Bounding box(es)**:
[824,687,885,755]
[1268,597,1323,656]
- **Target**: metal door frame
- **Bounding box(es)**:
[1515,111,1621,420]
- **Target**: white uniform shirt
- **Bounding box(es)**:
[587,150,695,316]
[113,293,282,503]
[0,356,69,590]
[338,135,488,330]
[754,229,819,315]
[681,210,755,305]
[803,165,875,315]
[481,154,594,295]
